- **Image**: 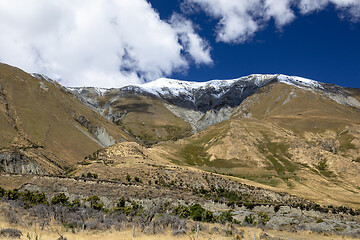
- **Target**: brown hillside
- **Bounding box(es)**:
[155,82,360,208]
[0,63,131,174]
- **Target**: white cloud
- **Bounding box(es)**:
[264,0,295,27]
[170,14,213,65]
[0,0,212,87]
[299,0,360,18]
[184,0,360,43]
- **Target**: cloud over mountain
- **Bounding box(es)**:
[0,0,359,87]
[0,0,211,87]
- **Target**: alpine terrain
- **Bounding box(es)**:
[0,62,359,239]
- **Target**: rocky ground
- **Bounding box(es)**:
[0,172,359,239]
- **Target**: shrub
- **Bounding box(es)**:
[312,204,321,211]
[174,204,217,223]
[190,204,204,221]
[0,186,5,197]
[82,172,98,179]
[87,195,104,210]
[258,212,270,225]
[51,193,69,206]
[244,202,254,210]
[5,189,20,201]
[113,200,143,216]
[69,199,81,208]
[174,206,190,219]
[244,214,255,225]
[202,210,214,222]
[126,174,131,182]
[134,177,142,183]
[22,190,48,205]
[117,197,125,208]
[218,210,234,224]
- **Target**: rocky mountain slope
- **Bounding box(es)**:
[1,63,360,239]
[1,63,360,207]
[70,74,360,134]
[69,73,360,207]
[0,63,132,174]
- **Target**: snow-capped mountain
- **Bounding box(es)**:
[68,74,360,132]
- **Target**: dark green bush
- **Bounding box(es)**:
[22,190,48,205]
[51,193,69,205]
[190,204,204,221]
[218,210,234,224]
[113,200,143,216]
[258,212,270,225]
[174,204,214,222]
[244,214,255,225]
[174,206,191,219]
[117,197,125,208]
[87,195,104,210]
[5,189,20,201]
[244,202,254,210]
[0,186,5,197]
[82,172,98,179]
[134,177,142,183]
[69,199,81,208]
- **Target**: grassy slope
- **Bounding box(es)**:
[98,93,192,146]
[0,63,131,171]
[156,82,360,207]
[0,113,16,149]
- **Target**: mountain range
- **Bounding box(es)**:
[1,62,360,209]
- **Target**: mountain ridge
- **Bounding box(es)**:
[69,74,360,134]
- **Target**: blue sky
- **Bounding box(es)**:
[151,0,360,88]
[0,0,359,88]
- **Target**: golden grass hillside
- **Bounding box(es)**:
[0,63,132,173]
[154,82,360,208]
[71,88,192,146]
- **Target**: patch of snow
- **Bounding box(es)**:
[125,74,324,104]
[39,82,48,92]
[278,75,324,89]
[67,87,83,94]
[132,77,242,102]
[94,87,108,96]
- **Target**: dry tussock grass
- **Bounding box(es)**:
[0,221,357,240]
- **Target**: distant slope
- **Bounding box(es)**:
[155,81,360,207]
[69,87,192,146]
[0,63,131,174]
[71,74,360,134]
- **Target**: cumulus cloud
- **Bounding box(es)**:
[0,0,212,87]
[170,14,212,65]
[299,0,360,19]
[183,0,360,43]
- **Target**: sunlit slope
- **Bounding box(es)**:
[71,88,192,146]
[157,82,360,207]
[0,63,131,173]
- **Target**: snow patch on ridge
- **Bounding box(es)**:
[136,77,240,101]
[134,74,322,101]
[277,74,324,89]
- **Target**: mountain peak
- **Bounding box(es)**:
[129,74,323,101]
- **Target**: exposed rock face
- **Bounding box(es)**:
[74,115,115,147]
[0,151,46,174]
[164,104,234,132]
[69,74,360,133]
